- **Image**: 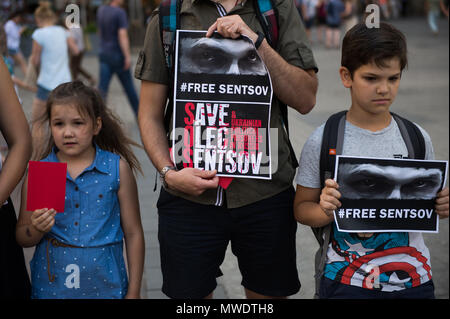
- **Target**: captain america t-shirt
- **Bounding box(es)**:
[324,226,432,291]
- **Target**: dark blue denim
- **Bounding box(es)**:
[98,52,139,116]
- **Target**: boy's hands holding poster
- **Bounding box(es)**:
[320,179,342,217]
[435,187,449,219]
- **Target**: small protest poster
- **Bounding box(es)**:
[171,30,273,179]
[333,156,448,233]
[27,161,67,213]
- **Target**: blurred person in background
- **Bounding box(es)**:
[4,9,27,74]
[97,0,139,117]
[29,1,78,158]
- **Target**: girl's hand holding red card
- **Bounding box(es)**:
[31,208,57,233]
[26,161,67,213]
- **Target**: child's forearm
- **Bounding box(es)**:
[295,201,334,228]
[12,77,37,92]
[16,223,45,247]
[124,232,145,297]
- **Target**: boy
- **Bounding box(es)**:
[294,22,449,298]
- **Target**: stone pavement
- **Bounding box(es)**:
[5,16,448,299]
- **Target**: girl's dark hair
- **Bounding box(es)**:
[341,22,408,77]
[37,81,142,174]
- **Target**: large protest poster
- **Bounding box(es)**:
[333,156,448,233]
[171,30,273,179]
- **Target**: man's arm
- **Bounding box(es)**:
[138,81,219,196]
[257,38,318,114]
[137,81,171,171]
[206,15,318,114]
[118,28,131,70]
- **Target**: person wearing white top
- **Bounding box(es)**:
[4,10,27,74]
[29,1,78,159]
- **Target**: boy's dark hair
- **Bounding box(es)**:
[36,81,142,174]
[341,22,408,77]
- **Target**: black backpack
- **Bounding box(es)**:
[311,110,426,298]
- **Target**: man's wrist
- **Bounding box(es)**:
[254,31,265,49]
[159,165,177,189]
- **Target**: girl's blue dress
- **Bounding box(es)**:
[30,145,128,298]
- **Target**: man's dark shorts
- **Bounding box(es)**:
[157,187,300,299]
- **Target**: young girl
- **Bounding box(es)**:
[16,81,145,299]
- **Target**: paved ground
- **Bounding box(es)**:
[4,16,448,299]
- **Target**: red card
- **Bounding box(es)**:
[26,161,67,213]
[218,177,233,190]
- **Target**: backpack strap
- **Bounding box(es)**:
[159,0,181,133]
[319,110,347,189]
[311,109,346,259]
[391,112,426,160]
[312,110,346,298]
[253,0,279,48]
[159,0,180,73]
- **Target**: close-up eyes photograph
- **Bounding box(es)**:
[337,163,443,200]
[179,36,267,75]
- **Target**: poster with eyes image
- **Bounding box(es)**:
[171,30,273,179]
[333,155,448,233]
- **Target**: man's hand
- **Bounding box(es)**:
[319,179,342,217]
[124,55,131,70]
[165,168,219,196]
[206,15,258,42]
[435,187,449,219]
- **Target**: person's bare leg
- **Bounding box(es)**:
[325,28,332,48]
[317,25,324,44]
[14,52,28,75]
[244,288,286,299]
[333,29,341,49]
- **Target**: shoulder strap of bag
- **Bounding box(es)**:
[159,0,181,133]
[312,110,346,298]
[391,112,426,160]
